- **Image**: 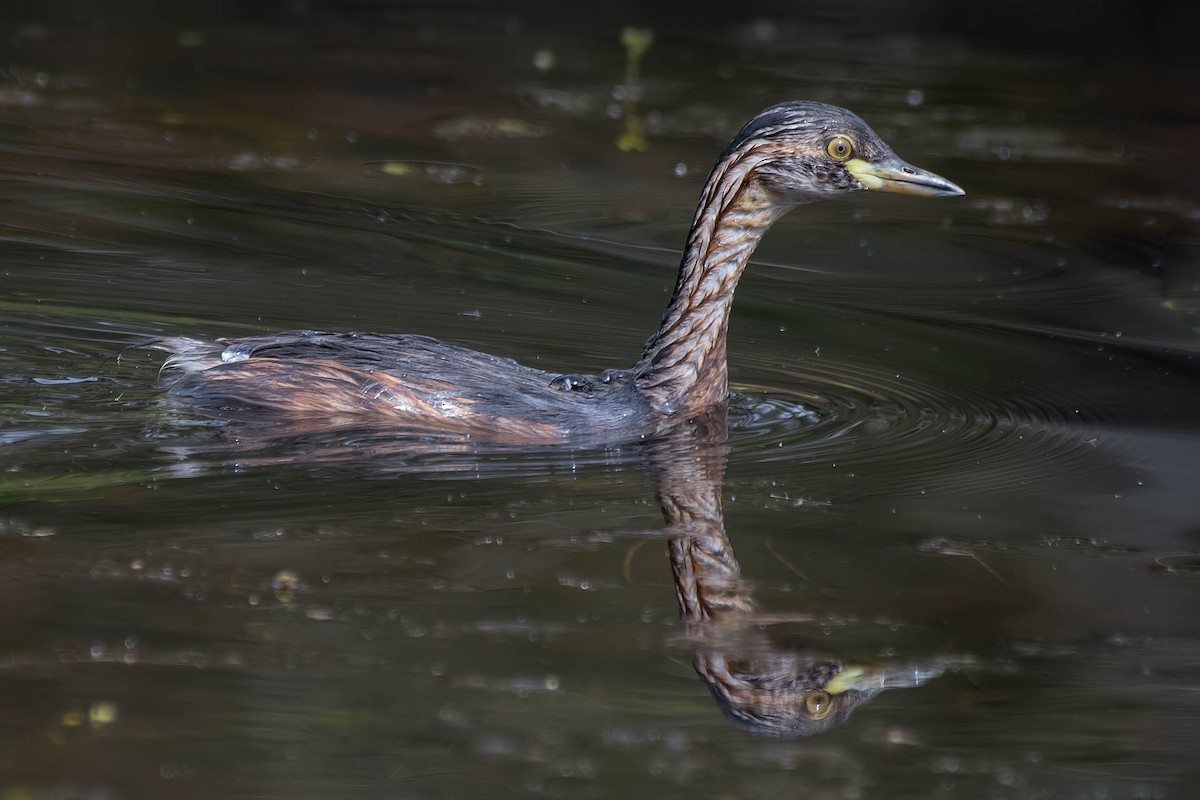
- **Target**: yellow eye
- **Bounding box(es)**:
[825,135,854,162]
[804,691,833,720]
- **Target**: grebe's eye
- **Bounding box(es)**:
[825,135,854,162]
[803,690,833,720]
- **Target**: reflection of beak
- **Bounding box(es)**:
[824,663,945,695]
[846,156,965,197]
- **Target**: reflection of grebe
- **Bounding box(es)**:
[152,102,962,444]
[656,414,945,737]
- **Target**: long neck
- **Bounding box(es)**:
[634,155,791,415]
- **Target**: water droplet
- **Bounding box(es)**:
[532,49,555,72]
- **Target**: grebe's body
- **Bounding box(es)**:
[161,331,653,443]
[155,102,962,443]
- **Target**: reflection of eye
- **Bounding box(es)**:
[825,135,854,162]
[804,690,833,720]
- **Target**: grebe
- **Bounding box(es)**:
[152,101,963,443]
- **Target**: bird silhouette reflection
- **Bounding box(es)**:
[650,410,945,737]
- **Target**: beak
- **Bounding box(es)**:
[846,156,965,197]
[823,663,945,695]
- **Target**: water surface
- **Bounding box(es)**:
[1,5,1198,798]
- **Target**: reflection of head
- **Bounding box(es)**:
[665,517,945,737]
[695,649,883,737]
[654,410,947,738]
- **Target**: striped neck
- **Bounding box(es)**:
[634,154,791,415]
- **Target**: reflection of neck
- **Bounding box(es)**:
[665,499,753,625]
[635,161,788,415]
[651,414,753,626]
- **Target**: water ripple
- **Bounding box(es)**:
[728,354,1110,498]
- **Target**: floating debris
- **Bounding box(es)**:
[362,160,484,186]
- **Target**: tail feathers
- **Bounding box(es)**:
[147,337,227,378]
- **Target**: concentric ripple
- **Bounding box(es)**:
[726,353,1122,498]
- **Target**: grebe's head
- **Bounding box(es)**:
[725,100,964,203]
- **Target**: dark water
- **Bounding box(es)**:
[2,3,1199,798]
